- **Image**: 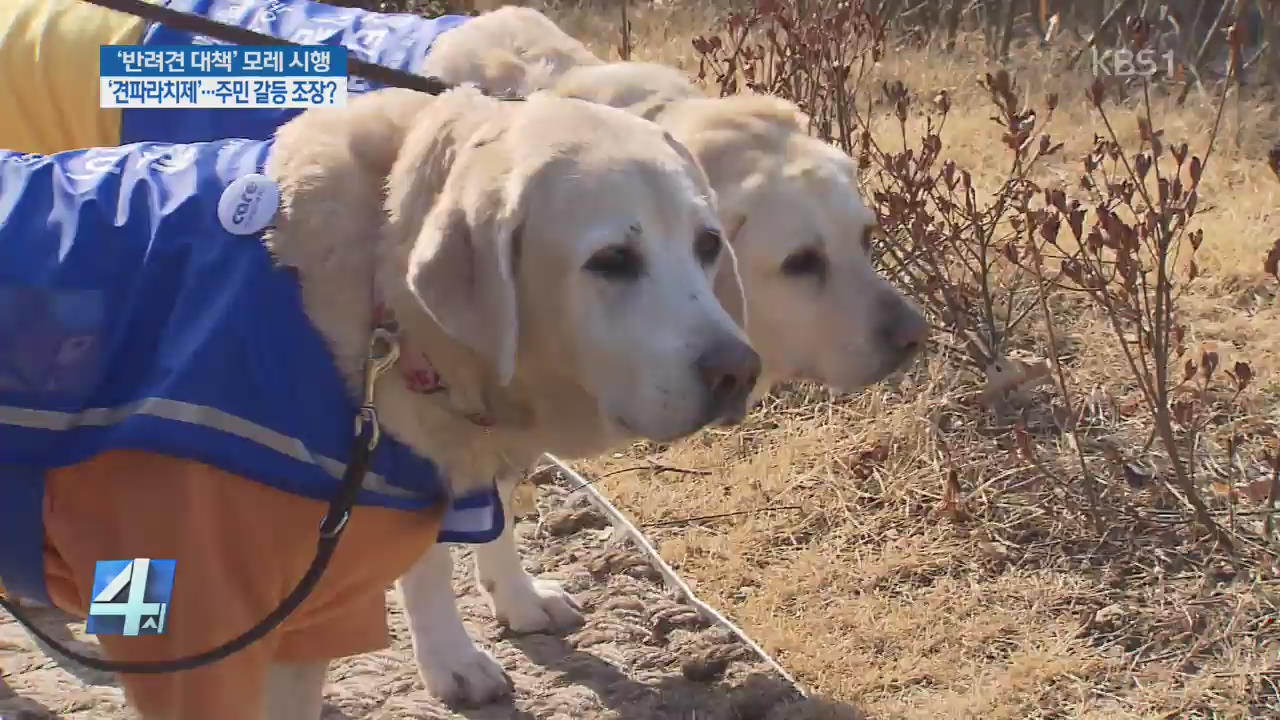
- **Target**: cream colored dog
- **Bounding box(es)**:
[401,6,929,707]
[10,85,761,719]
[272,86,759,463]
[276,82,769,715]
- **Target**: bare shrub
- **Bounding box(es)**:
[692,0,1272,553]
[692,0,885,156]
[1022,70,1249,550]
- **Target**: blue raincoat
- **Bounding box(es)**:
[0,138,499,605]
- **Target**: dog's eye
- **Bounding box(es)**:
[781,247,827,279]
[694,228,723,266]
[584,245,643,280]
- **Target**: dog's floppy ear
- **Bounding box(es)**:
[406,171,523,387]
[383,90,524,387]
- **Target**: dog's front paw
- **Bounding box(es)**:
[418,643,513,707]
[486,575,585,634]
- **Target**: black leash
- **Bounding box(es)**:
[0,330,401,673]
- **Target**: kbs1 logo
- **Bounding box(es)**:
[87,558,176,636]
[1090,46,1176,79]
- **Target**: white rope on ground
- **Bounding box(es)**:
[542,453,809,697]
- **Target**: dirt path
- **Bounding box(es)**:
[1,469,863,720]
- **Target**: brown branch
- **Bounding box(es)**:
[997,0,1018,59]
[944,0,965,51]
[641,506,805,529]
[1194,0,1235,68]
[1266,451,1280,540]
[618,0,632,61]
[1068,0,1139,67]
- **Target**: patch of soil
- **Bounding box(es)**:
[1,474,862,720]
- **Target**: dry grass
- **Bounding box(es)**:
[494,1,1280,717]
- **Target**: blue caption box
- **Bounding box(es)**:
[100,45,347,77]
[99,77,346,109]
[99,45,347,109]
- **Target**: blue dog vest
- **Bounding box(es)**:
[121,0,470,145]
[0,139,499,604]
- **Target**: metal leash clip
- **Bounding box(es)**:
[354,327,400,452]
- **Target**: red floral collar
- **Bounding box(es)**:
[373,301,493,427]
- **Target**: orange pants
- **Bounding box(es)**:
[41,450,444,719]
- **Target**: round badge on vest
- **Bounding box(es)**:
[218,173,280,236]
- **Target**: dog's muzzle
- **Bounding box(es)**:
[697,338,761,426]
[877,293,929,375]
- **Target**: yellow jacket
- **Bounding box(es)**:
[0,0,154,153]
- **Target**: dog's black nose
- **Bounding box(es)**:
[696,339,761,423]
[878,294,929,366]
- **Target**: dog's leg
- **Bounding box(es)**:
[472,475,584,634]
[398,543,513,706]
[262,661,327,720]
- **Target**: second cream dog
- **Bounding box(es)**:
[406,6,930,706]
